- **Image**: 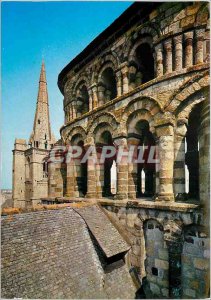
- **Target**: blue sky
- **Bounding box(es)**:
[1,1,132,189]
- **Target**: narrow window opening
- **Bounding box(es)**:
[152,267,158,276]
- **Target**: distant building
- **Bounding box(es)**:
[12,62,55,208]
[0,189,12,208]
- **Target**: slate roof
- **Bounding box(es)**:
[75,205,130,258]
[1,206,136,299]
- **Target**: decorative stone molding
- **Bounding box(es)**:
[195,28,205,64]
[163,220,183,242]
[173,35,183,71]
[155,43,164,77]
[163,39,173,74]
[184,31,194,68]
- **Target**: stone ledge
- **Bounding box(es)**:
[1,202,94,216]
[41,197,201,213]
[99,198,201,212]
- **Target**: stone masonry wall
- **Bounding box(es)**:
[181,226,210,299]
[102,201,210,299]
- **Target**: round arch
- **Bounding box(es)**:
[87,112,119,138]
[165,73,209,113]
[64,126,87,144]
[176,88,208,120]
[120,96,162,133]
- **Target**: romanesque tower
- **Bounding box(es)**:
[12,62,55,208]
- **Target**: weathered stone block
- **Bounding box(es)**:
[158,249,168,260]
[155,259,169,270]
[180,15,195,28]
[183,288,196,298]
[194,258,209,270]
[161,287,169,297]
[150,283,160,295]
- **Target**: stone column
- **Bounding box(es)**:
[64,107,68,124]
[98,84,105,106]
[67,104,71,122]
[65,159,79,197]
[72,100,77,119]
[88,88,93,111]
[184,31,194,68]
[174,119,188,200]
[66,108,69,123]
[155,43,164,77]
[84,139,98,198]
[164,39,173,74]
[91,85,98,109]
[114,137,128,200]
[127,137,140,199]
[95,150,103,198]
[195,28,205,64]
[174,35,183,71]
[70,104,74,119]
[204,29,210,62]
[121,64,129,94]
[155,123,175,201]
[116,70,122,97]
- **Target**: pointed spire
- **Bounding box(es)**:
[37,61,48,104]
[39,61,47,83]
[29,61,55,149]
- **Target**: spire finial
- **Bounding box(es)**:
[39,60,46,83]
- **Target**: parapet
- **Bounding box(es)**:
[14,139,27,151]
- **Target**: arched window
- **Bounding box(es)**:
[43,160,48,178]
[136,120,156,198]
[136,43,154,83]
[185,103,202,200]
[95,128,116,198]
[101,131,115,197]
[127,115,156,199]
[129,39,155,89]
[75,83,89,117]
[98,67,117,105]
[25,157,30,180]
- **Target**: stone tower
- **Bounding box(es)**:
[29,62,54,150]
[12,61,55,208]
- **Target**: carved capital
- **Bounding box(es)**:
[184,31,194,41]
[155,43,163,52]
[163,220,183,242]
[173,34,183,45]
[175,118,188,137]
[163,39,172,51]
[195,28,205,39]
[127,136,140,146]
[155,123,174,137]
[113,136,128,148]
[84,136,95,148]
